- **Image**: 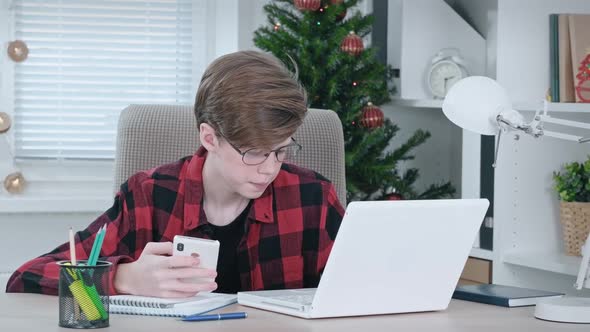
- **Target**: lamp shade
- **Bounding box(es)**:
[442,76,513,135]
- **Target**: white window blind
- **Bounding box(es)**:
[12,0,202,159]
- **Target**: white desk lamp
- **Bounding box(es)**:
[442,76,590,323]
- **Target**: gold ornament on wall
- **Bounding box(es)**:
[7,40,29,62]
[4,172,26,194]
[0,112,11,134]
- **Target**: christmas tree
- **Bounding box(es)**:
[254,0,455,201]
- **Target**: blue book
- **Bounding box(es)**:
[453,284,564,307]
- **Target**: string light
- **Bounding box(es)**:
[274,22,281,31]
[4,172,26,194]
[352,81,358,86]
[0,113,25,194]
[0,112,11,134]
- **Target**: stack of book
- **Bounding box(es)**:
[549,14,590,103]
[453,284,564,308]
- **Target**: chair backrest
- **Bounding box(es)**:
[114,105,347,206]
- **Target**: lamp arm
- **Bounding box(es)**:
[532,114,590,143]
[538,115,590,130]
[575,231,590,290]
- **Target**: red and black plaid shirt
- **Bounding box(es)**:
[6,147,344,295]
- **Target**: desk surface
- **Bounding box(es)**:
[1,293,587,331]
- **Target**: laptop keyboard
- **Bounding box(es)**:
[254,289,316,305]
[273,294,314,305]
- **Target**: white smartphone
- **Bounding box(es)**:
[172,235,220,286]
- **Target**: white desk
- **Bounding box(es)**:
[1,292,586,331]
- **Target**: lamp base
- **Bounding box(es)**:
[534,297,590,323]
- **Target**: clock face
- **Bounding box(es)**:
[428,60,464,98]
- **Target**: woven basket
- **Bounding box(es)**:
[559,201,590,256]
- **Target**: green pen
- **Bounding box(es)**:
[88,225,106,266]
[87,226,102,266]
[82,225,109,320]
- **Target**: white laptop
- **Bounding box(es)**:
[238,199,489,319]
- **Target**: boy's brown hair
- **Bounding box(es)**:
[194,50,308,149]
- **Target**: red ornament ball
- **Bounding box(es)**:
[294,0,321,11]
[385,193,403,200]
[360,102,384,129]
[340,31,364,56]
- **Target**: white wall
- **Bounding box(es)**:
[0,212,102,274]
[398,0,486,100]
[445,0,498,77]
[238,0,270,51]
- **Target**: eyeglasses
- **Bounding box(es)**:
[222,136,302,166]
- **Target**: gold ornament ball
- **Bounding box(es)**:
[4,172,26,194]
[7,40,29,62]
[0,112,11,134]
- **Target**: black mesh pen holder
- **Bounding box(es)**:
[57,260,112,329]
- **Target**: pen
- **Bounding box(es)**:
[182,312,247,322]
[88,225,106,266]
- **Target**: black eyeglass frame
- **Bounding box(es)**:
[221,135,302,166]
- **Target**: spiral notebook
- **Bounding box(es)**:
[109,293,237,317]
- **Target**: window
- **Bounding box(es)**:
[11,0,204,159]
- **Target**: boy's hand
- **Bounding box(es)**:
[113,242,217,298]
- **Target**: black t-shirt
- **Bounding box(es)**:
[209,201,251,294]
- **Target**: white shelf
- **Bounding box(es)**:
[514,101,590,113]
[390,99,590,113]
[390,98,443,109]
[470,247,493,260]
[503,251,582,276]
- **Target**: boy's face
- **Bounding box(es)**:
[216,136,292,199]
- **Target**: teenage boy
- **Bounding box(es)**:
[6,50,345,297]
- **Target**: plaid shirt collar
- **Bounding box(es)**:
[182,146,275,231]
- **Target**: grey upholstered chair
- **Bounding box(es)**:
[114,105,347,206]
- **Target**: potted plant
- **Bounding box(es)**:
[553,158,590,256]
